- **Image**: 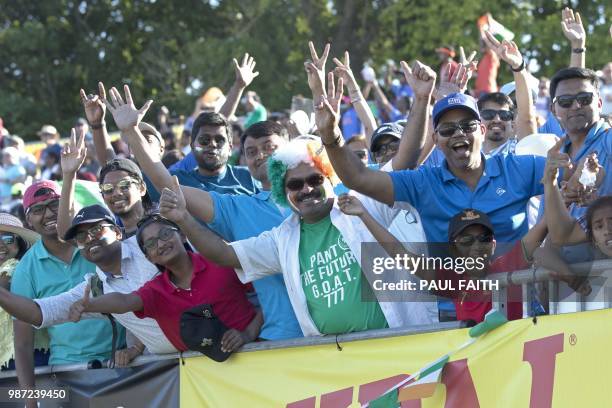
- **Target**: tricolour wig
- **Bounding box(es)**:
[267,137,340,207]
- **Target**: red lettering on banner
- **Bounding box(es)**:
[522,333,564,408]
[357,375,421,408]
[441,359,480,407]
[320,387,353,407]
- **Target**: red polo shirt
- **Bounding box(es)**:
[435,241,526,323]
[133,252,256,351]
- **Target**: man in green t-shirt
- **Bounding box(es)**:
[243,91,268,128]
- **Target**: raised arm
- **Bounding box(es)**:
[80,82,115,163]
[542,138,586,245]
[0,287,43,326]
[105,84,215,223]
[159,176,242,269]
[305,41,330,103]
[57,127,87,240]
[337,194,434,281]
[333,51,377,141]
[561,7,586,69]
[219,53,260,119]
[70,285,143,322]
[310,67,394,205]
[483,31,537,138]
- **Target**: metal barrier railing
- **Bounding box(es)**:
[0,321,463,378]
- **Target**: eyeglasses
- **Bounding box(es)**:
[0,233,16,246]
[480,109,514,121]
[553,92,594,109]
[436,120,480,138]
[455,233,493,247]
[285,174,326,192]
[373,140,399,157]
[75,224,115,245]
[195,135,227,148]
[244,142,278,160]
[100,178,138,196]
[28,200,60,216]
[142,226,179,252]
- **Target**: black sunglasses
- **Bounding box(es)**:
[455,233,493,247]
[480,109,514,121]
[286,174,326,192]
[553,92,594,109]
[436,120,480,138]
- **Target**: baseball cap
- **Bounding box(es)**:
[370,122,404,152]
[448,209,494,241]
[37,125,58,137]
[99,158,143,184]
[139,122,164,147]
[23,181,61,211]
[63,205,117,241]
[432,93,480,129]
[180,304,232,362]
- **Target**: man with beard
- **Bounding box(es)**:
[155,142,435,336]
[109,94,303,341]
[478,93,518,157]
[0,205,177,368]
[55,128,149,240]
[9,182,116,407]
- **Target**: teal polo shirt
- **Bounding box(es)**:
[207,190,303,340]
[11,241,121,365]
[390,153,546,244]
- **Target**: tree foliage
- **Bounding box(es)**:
[0,0,609,140]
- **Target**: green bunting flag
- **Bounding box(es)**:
[469,309,509,338]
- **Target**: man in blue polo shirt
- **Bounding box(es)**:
[145,111,259,202]
[10,181,116,401]
[123,117,303,340]
[316,80,546,245]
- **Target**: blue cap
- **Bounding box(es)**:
[63,205,117,241]
[432,93,480,129]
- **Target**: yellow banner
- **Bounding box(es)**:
[180,309,612,407]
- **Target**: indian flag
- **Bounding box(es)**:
[397,355,449,401]
[57,180,107,211]
[477,13,515,41]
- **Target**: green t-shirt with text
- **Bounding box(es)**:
[298,215,388,334]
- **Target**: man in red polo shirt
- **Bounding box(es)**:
[69,214,262,355]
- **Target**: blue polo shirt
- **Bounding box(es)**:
[11,241,120,365]
[168,151,197,173]
[390,154,546,244]
[207,190,303,340]
[561,120,611,222]
[147,164,260,202]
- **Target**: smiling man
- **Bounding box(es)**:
[477,93,517,157]
[318,90,547,247]
[159,139,435,336]
[9,182,116,401]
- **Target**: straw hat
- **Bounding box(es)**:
[0,213,40,246]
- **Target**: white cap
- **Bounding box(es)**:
[515,133,559,157]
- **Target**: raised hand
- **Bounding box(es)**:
[313,71,343,137]
[400,60,436,98]
[542,137,571,185]
[233,53,259,88]
[103,84,152,131]
[337,194,365,216]
[565,153,605,206]
[159,176,187,224]
[61,127,87,175]
[332,51,359,91]
[69,284,90,323]
[561,7,586,46]
[458,46,478,82]
[435,64,470,100]
[80,82,107,126]
[483,31,523,70]
[305,41,330,96]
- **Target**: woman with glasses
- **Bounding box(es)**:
[0,213,49,371]
[68,212,263,356]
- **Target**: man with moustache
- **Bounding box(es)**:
[155,138,435,336]
[0,205,177,368]
[478,93,518,157]
[9,182,116,406]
